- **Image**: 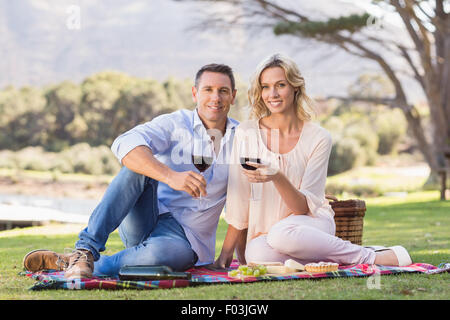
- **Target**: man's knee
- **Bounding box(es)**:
[118,224,145,249]
[117,166,148,185]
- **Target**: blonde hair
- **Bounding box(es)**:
[248,53,316,120]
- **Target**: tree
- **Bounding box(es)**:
[163,76,196,110]
[79,71,135,146]
[0,86,47,150]
[44,81,82,150]
[113,78,172,136]
[179,0,449,176]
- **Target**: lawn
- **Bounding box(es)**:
[0,191,448,300]
[325,163,431,196]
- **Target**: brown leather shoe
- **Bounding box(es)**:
[64,249,94,279]
[23,249,70,272]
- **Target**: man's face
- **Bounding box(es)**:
[192,71,236,129]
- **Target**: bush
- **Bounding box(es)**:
[60,143,121,175]
[15,146,52,171]
[344,121,379,166]
[323,109,384,175]
[328,137,363,175]
[0,144,121,176]
[326,182,382,198]
[91,145,122,175]
[374,109,407,155]
[0,150,18,169]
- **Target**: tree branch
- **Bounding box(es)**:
[325,33,412,108]
[325,93,435,169]
[253,0,310,21]
[325,95,396,106]
[390,0,435,76]
[405,0,432,57]
[414,0,434,21]
[397,44,427,91]
[173,0,443,169]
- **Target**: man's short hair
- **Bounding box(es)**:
[195,63,236,91]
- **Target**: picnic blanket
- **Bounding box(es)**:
[21,261,446,291]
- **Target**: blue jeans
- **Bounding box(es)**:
[75,167,198,277]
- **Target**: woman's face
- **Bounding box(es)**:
[260,66,297,115]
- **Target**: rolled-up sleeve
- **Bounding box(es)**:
[224,128,250,230]
[111,114,173,164]
[299,131,332,217]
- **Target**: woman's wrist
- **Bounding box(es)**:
[272,170,285,184]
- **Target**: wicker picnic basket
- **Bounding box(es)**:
[326,195,366,245]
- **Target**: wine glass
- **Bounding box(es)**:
[239,134,261,201]
[191,136,214,206]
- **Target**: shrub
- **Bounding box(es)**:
[60,143,121,175]
[328,137,362,175]
[15,146,51,171]
[326,182,382,198]
[0,144,121,176]
[0,150,17,169]
[323,111,381,175]
[344,122,379,166]
[90,145,121,175]
[374,109,407,155]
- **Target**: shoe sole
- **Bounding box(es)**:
[364,245,388,251]
[64,272,93,279]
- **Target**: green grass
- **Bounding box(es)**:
[0,191,448,300]
[326,164,430,196]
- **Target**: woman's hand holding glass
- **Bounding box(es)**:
[241,161,280,184]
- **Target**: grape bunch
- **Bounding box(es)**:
[228,265,268,277]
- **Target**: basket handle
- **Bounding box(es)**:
[325,194,338,202]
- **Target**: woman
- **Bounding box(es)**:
[214,54,412,269]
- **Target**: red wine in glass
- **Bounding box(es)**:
[192,155,213,172]
[240,157,261,170]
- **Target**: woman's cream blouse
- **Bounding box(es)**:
[224,119,335,243]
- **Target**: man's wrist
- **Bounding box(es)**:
[163,167,174,186]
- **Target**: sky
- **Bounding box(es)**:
[0,0,423,101]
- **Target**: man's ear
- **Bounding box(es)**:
[191,86,198,103]
[231,89,237,105]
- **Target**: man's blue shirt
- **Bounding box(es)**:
[111,108,239,265]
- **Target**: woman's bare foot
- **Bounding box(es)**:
[374,250,399,266]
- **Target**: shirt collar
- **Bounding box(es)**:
[193,108,238,133]
[193,108,203,130]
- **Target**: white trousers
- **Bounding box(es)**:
[245,214,376,265]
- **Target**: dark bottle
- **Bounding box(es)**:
[118,265,192,281]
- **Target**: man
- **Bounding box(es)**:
[23,63,239,278]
